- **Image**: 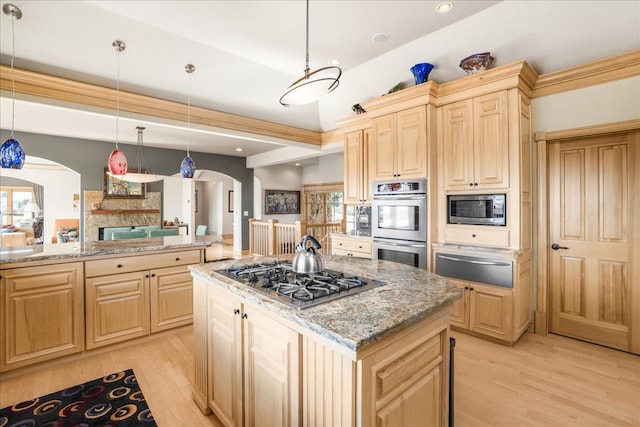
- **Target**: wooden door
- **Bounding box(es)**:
[1,262,84,372]
[447,279,469,329]
[396,106,427,178]
[85,271,149,350]
[441,100,473,190]
[344,130,365,204]
[371,114,397,180]
[208,290,243,427]
[243,305,300,427]
[549,133,638,352]
[150,265,193,333]
[469,283,512,341]
[473,91,509,189]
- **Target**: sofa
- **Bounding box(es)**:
[1,226,35,247]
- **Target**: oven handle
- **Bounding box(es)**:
[374,239,426,248]
[372,195,426,201]
[437,254,511,267]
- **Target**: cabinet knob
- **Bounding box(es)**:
[339,243,343,246]
[175,257,180,261]
[145,274,149,278]
[470,287,475,291]
[117,264,123,268]
[241,313,248,319]
[233,308,240,315]
[464,286,469,290]
[151,273,156,277]
[472,234,476,238]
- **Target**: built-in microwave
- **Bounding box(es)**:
[447,194,506,226]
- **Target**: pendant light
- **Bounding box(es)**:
[119,126,167,183]
[180,64,196,178]
[107,40,128,176]
[279,0,341,107]
[0,3,25,169]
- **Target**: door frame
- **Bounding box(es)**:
[534,119,640,342]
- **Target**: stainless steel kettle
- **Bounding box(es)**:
[292,235,325,274]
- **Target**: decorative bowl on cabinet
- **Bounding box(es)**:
[459,52,494,75]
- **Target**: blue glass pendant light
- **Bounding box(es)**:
[180,64,196,178]
[1,4,25,169]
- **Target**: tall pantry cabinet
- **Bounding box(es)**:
[434,61,537,344]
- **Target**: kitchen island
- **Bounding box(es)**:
[0,235,212,372]
[190,255,461,426]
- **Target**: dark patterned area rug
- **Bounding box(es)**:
[0,368,157,426]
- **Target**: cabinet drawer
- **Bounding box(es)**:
[85,250,201,277]
[444,226,509,247]
[332,248,372,259]
[332,238,372,253]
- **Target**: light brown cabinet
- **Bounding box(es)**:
[371,106,427,180]
[344,128,371,204]
[447,278,512,342]
[330,234,372,259]
[440,91,509,191]
[0,262,84,372]
[201,278,300,427]
[84,249,201,349]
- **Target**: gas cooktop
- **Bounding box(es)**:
[217,260,386,310]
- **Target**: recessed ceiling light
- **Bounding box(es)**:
[436,2,453,13]
[235,147,243,152]
[295,163,301,166]
[371,33,389,43]
[329,59,340,66]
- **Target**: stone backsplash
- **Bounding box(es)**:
[84,190,161,241]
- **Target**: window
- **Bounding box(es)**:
[301,182,344,253]
[1,186,33,226]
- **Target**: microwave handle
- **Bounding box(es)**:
[437,254,511,267]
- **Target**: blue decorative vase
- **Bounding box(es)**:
[410,63,435,85]
[0,138,25,169]
[180,155,196,178]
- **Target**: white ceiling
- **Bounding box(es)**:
[0,1,638,168]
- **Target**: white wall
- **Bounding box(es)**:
[253,164,303,222]
[532,76,640,132]
[302,154,344,185]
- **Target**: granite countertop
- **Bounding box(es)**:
[0,235,214,265]
[191,255,462,353]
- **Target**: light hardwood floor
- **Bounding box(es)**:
[2,326,638,426]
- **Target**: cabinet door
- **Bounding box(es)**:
[208,289,243,427]
[371,114,397,180]
[469,283,512,341]
[344,130,366,204]
[243,306,300,427]
[150,265,193,333]
[473,91,509,189]
[441,100,474,190]
[85,271,150,349]
[447,279,469,329]
[396,106,427,178]
[1,262,84,372]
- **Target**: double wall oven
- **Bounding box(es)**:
[371,179,428,269]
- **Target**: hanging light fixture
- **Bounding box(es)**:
[180,63,196,178]
[106,40,128,176]
[279,0,341,107]
[118,126,167,183]
[1,3,26,169]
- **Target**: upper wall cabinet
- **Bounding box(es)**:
[370,106,427,181]
[344,128,371,204]
[440,91,509,191]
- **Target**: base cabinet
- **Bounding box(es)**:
[448,278,512,342]
[330,235,372,259]
[204,278,301,427]
[193,273,451,426]
[0,262,84,373]
[85,249,201,349]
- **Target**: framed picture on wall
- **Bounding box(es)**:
[103,167,146,198]
[228,190,234,213]
[265,190,300,214]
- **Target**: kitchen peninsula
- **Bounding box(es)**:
[190,255,461,426]
[0,236,212,372]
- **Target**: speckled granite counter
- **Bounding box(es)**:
[191,255,461,352]
[0,235,214,265]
